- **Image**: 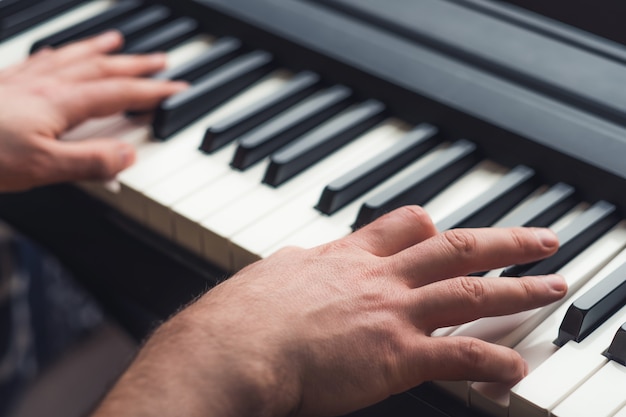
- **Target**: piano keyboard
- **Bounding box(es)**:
[4,1,626,417]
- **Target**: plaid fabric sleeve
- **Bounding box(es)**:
[0,223,103,415]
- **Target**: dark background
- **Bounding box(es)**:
[503,0,626,46]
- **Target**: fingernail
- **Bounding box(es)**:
[149,53,168,67]
[523,360,529,377]
[118,145,135,169]
[544,274,567,293]
[533,228,559,248]
[171,81,190,92]
[97,31,122,49]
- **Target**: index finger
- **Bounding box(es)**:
[23,31,124,76]
[58,78,188,128]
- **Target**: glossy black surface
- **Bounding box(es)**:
[555,262,626,346]
[29,0,146,52]
[201,71,322,153]
[353,140,479,229]
[264,99,386,186]
[604,322,626,366]
[153,50,274,139]
[123,16,199,54]
[502,201,620,277]
[316,124,439,215]
[493,182,577,228]
[231,85,353,170]
[435,165,536,230]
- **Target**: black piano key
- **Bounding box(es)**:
[493,182,577,228]
[501,201,620,277]
[316,124,439,215]
[604,323,626,366]
[264,99,387,187]
[0,0,40,18]
[434,165,536,231]
[29,0,146,52]
[103,5,174,44]
[231,85,353,170]
[122,16,199,54]
[200,71,322,153]
[0,0,85,41]
[554,262,626,347]
[152,51,275,139]
[153,37,243,83]
[353,140,479,230]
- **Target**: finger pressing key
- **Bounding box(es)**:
[409,274,567,332]
[413,336,528,387]
[57,53,168,82]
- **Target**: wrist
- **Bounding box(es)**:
[173,301,302,417]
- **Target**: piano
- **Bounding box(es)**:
[2,1,626,416]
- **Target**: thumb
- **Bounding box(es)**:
[45,138,136,183]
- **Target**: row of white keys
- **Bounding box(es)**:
[60,35,217,208]
[173,121,409,267]
[552,347,626,416]
[0,0,117,69]
[231,150,508,271]
[434,219,626,406]
[262,159,508,257]
[195,120,410,269]
[113,71,291,222]
[429,200,587,341]
[503,240,626,417]
[613,402,626,416]
[470,226,626,417]
[139,71,294,239]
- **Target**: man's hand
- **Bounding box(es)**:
[94,207,566,417]
[0,31,187,192]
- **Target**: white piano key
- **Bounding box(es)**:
[262,160,505,264]
[422,160,507,225]
[199,120,410,269]
[261,158,508,261]
[229,146,499,271]
[509,310,626,417]
[52,37,216,203]
[109,72,292,221]
[612,404,626,417]
[551,361,626,417]
[431,203,588,344]
[124,74,292,235]
[142,144,234,237]
[164,34,215,69]
[499,231,626,417]
[0,0,116,69]
[171,162,268,260]
[436,222,626,406]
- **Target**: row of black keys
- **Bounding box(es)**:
[23,1,625,275]
[12,0,626,367]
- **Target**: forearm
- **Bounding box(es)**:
[92,302,296,417]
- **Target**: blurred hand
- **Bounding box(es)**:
[95,206,566,417]
[0,31,187,192]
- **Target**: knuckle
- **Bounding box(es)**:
[457,276,486,304]
[518,277,537,299]
[509,228,530,252]
[441,229,478,258]
[271,245,304,257]
[394,205,432,226]
[95,57,114,74]
[458,338,486,368]
[83,150,114,179]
